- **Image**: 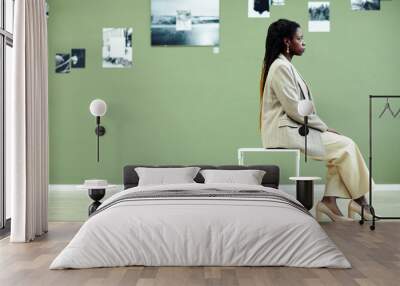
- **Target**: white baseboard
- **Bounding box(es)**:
[48,184,400,221]
[370,184,400,191]
[280,184,400,193]
[49,184,400,192]
[49,184,124,191]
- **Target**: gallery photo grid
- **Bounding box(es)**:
[54,0,383,74]
[151,0,220,46]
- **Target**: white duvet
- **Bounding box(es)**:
[50,183,351,269]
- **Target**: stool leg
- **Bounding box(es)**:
[295,151,300,177]
[296,180,314,210]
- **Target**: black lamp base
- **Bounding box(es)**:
[298,116,309,162]
[95,126,106,136]
[298,125,309,136]
[88,188,106,215]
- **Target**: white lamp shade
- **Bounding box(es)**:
[89,99,107,117]
[298,100,314,116]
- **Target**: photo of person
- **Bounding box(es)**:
[71,49,85,68]
[308,1,330,32]
[248,0,271,18]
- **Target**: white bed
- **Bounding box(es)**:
[50,183,351,269]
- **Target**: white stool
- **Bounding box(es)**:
[237,148,300,177]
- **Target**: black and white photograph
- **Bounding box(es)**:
[272,0,285,6]
[102,28,133,68]
[151,0,220,46]
[248,0,270,18]
[308,1,330,32]
[55,53,71,73]
[351,0,380,11]
[71,49,85,68]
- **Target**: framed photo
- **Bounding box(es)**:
[55,53,71,73]
[102,28,133,68]
[151,0,220,46]
[248,0,270,18]
[71,49,85,68]
[308,2,330,32]
[351,0,380,11]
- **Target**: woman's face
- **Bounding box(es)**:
[289,28,306,56]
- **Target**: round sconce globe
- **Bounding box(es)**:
[90,99,107,117]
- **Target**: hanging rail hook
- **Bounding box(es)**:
[378,98,396,118]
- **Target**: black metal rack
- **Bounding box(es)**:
[362,95,400,230]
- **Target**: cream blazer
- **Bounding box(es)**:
[261,54,328,157]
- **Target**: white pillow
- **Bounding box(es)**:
[135,167,200,186]
[200,169,266,185]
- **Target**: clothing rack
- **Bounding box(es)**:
[363,95,400,230]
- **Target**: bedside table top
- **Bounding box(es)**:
[76,184,120,190]
[289,176,321,181]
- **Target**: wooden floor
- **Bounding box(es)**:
[0,222,399,286]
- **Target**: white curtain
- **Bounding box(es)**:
[8,0,49,242]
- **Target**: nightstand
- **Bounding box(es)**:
[77,181,118,215]
[289,176,321,210]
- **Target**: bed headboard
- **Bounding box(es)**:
[123,165,280,190]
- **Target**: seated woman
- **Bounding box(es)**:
[259,19,373,221]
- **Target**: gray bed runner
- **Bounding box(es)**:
[91,189,311,217]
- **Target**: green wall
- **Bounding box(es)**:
[48,0,400,184]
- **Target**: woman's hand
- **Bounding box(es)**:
[327,128,341,135]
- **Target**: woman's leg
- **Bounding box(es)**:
[336,140,370,200]
[312,131,374,213]
[324,159,351,199]
[321,161,351,215]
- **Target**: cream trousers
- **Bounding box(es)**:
[310,131,373,199]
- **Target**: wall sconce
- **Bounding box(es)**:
[89,99,107,162]
[297,100,314,163]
